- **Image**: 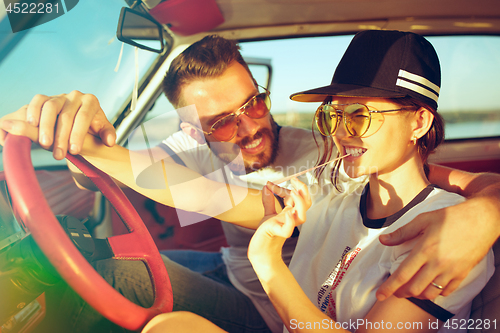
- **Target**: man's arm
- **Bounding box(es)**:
[0,114,276,229]
[0,92,181,194]
[377,163,500,301]
[69,146,173,191]
[428,163,500,198]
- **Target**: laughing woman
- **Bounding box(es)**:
[247,30,495,333]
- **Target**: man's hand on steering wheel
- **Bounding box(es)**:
[0,91,116,159]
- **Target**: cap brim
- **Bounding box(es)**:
[290,84,406,102]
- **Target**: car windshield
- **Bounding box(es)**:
[0,0,160,123]
[1,2,499,150]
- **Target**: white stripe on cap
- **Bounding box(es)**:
[396,69,440,103]
[396,79,439,103]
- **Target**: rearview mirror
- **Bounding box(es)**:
[117,7,166,53]
[245,57,273,90]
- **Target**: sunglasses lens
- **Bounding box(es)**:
[344,104,370,137]
[210,90,271,141]
[211,114,239,141]
[315,105,338,136]
[245,93,271,118]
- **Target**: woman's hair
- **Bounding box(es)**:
[314,96,445,190]
[162,35,253,109]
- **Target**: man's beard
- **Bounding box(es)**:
[207,116,280,175]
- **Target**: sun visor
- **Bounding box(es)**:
[148,0,224,36]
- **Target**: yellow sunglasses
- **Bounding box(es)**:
[315,103,414,137]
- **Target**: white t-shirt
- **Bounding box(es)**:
[288,183,495,333]
[161,126,342,332]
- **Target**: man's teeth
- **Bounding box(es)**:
[243,137,262,149]
[345,147,367,157]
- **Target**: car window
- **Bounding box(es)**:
[240,36,353,131]
[0,0,160,122]
[144,35,500,142]
[239,35,500,140]
[431,36,500,139]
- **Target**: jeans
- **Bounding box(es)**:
[63,251,271,333]
[162,250,232,285]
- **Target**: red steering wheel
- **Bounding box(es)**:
[3,134,173,331]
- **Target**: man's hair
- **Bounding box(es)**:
[162,35,253,109]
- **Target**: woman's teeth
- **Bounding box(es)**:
[345,147,367,157]
[243,137,262,149]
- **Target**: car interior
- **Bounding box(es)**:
[1,0,500,332]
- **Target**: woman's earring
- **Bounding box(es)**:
[412,137,417,145]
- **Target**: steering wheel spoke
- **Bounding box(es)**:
[108,232,158,259]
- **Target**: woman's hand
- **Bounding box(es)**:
[265,178,311,226]
[248,178,311,267]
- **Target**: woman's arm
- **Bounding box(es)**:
[248,181,327,332]
[258,266,438,333]
[250,181,439,333]
[251,232,439,333]
[359,296,439,333]
[253,251,337,333]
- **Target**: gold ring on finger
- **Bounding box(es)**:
[431,281,444,290]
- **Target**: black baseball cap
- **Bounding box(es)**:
[290,30,441,110]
